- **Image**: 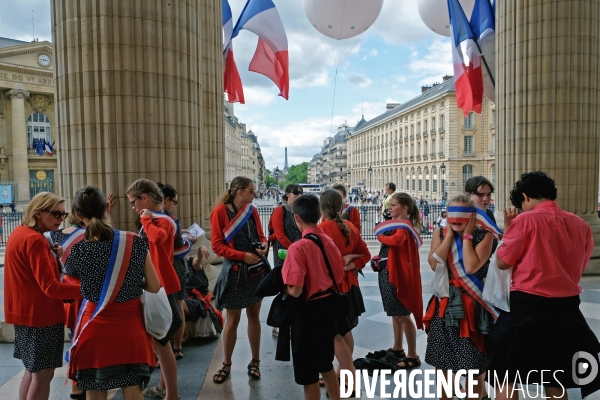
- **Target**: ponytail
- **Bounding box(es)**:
[320,189,351,246]
[85,215,114,242]
[334,214,351,247]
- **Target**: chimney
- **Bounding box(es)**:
[421,85,432,93]
[442,74,452,81]
[432,82,440,87]
[386,103,401,112]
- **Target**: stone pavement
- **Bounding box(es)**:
[1,245,600,399]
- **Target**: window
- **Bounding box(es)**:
[491,163,496,184]
[491,134,496,154]
[425,167,430,191]
[492,109,496,125]
[27,112,51,149]
[412,169,416,191]
[417,122,421,133]
[440,137,445,155]
[433,166,438,192]
[417,141,421,155]
[431,117,436,130]
[462,164,474,187]
[464,136,473,154]
[432,138,436,154]
[424,120,428,133]
[424,140,428,154]
[418,168,423,191]
[464,112,474,129]
[411,125,414,135]
[411,144,414,156]
[440,114,445,130]
[440,101,445,108]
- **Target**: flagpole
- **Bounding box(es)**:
[228,0,252,49]
[472,40,495,87]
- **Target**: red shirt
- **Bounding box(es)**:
[342,205,361,233]
[497,201,593,298]
[270,205,293,248]
[140,214,180,295]
[377,227,423,329]
[4,225,81,327]
[318,219,370,293]
[282,228,344,299]
[210,204,267,261]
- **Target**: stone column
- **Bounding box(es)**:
[495,1,600,273]
[51,0,224,230]
[5,88,31,203]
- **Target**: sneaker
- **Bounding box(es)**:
[142,386,166,399]
[272,327,279,337]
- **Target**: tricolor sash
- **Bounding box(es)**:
[60,228,85,266]
[174,238,193,259]
[373,220,423,249]
[223,204,254,243]
[150,211,178,237]
[447,206,503,237]
[66,230,135,362]
[342,204,354,216]
[445,230,499,319]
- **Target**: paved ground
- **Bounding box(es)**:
[1,242,600,399]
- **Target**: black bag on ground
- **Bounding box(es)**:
[255,265,284,297]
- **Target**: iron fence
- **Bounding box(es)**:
[256,203,495,241]
[0,212,24,247]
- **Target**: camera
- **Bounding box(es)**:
[251,242,264,250]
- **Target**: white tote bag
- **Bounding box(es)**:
[430,253,450,298]
[141,288,173,339]
[482,240,512,312]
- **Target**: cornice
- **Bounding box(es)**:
[0,62,53,77]
[0,43,52,59]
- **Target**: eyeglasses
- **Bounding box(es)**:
[130,197,140,207]
[244,189,255,194]
[291,190,303,195]
[44,209,69,220]
[170,198,178,205]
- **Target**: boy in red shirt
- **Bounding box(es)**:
[283,194,345,400]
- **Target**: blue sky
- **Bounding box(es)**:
[1,0,456,171]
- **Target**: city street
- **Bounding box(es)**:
[1,244,600,399]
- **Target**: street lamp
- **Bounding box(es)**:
[274,166,280,203]
[368,166,373,192]
[440,162,447,201]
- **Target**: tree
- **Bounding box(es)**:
[284,162,308,187]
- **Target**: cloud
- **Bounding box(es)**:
[406,40,454,85]
[347,74,372,88]
[369,0,441,45]
[241,87,277,106]
[363,49,378,60]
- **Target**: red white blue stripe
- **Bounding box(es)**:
[174,238,193,260]
[446,234,499,319]
[66,230,134,361]
[223,204,255,243]
[466,0,495,112]
[448,0,475,116]
[230,0,289,99]
[374,220,423,249]
[342,204,355,215]
[60,228,85,266]
[147,211,178,237]
[223,0,245,103]
[447,206,503,237]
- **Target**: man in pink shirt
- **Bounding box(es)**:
[490,171,600,400]
[282,194,344,400]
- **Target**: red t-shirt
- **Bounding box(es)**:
[497,201,593,298]
[282,227,344,299]
[140,214,180,295]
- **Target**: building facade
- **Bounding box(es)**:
[224,101,265,190]
[347,76,496,201]
[0,38,58,206]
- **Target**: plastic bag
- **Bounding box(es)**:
[430,253,450,298]
[141,287,173,339]
[482,240,511,312]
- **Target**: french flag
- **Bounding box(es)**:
[223,0,245,104]
[466,0,495,113]
[45,140,54,156]
[448,0,475,117]
[231,0,289,100]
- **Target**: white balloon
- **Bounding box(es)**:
[302,0,385,40]
[417,0,475,37]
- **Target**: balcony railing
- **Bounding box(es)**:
[430,152,436,159]
[422,132,428,138]
[439,127,445,132]
[430,129,436,134]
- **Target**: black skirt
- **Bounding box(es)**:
[488,291,600,397]
[14,323,64,373]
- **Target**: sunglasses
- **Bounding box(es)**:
[44,209,69,220]
[291,190,303,195]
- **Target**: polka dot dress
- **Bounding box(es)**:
[220,207,264,310]
[272,205,301,268]
[377,230,412,316]
[64,235,152,391]
[13,323,64,373]
[424,228,490,372]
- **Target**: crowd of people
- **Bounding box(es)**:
[3,171,600,400]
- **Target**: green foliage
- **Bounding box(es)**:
[265,175,276,188]
[283,162,308,187]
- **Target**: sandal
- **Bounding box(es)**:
[213,362,232,384]
[388,348,407,360]
[173,348,184,360]
[142,386,166,399]
[70,392,86,400]
[247,359,261,380]
[397,356,421,370]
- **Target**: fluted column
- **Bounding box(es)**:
[6,88,31,202]
[51,0,224,230]
[495,1,600,273]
